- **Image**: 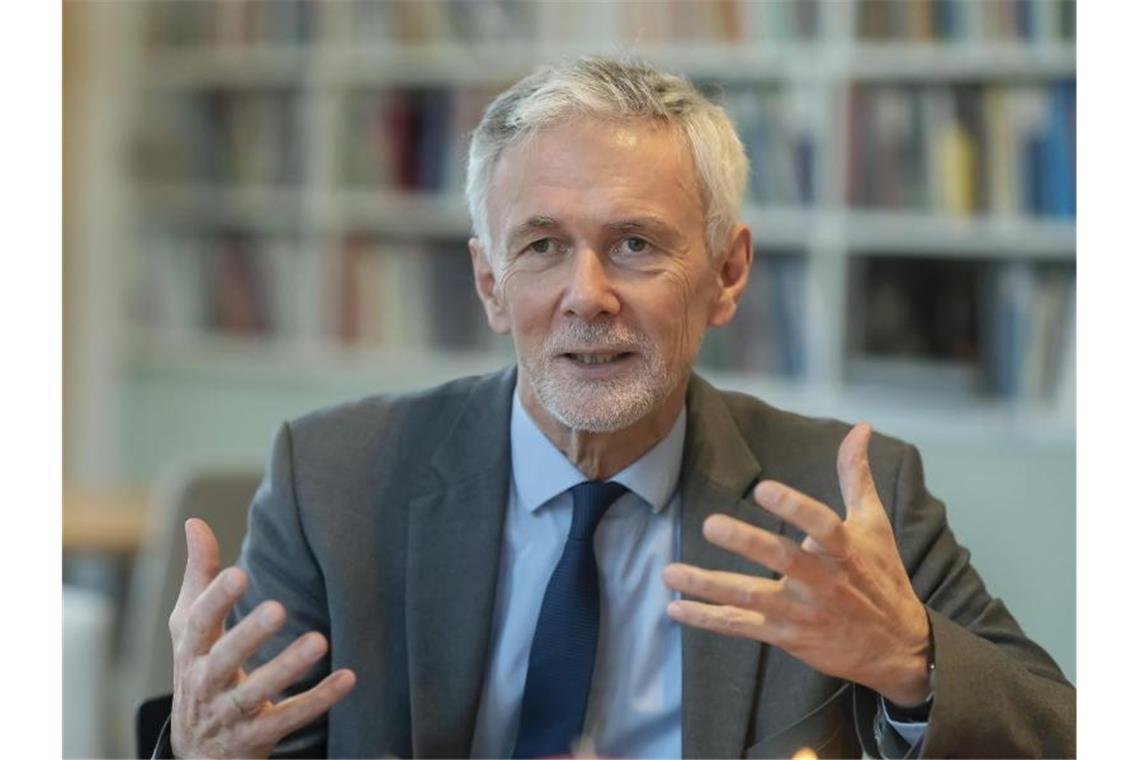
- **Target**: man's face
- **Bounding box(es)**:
[471,117,749,433]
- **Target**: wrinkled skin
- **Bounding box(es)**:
[470,117,753,478]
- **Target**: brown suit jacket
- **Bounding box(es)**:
[204,367,1074,758]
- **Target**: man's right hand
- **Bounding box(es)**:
[168,518,356,758]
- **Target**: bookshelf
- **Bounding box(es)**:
[93,0,1077,483]
[60,9,1080,740]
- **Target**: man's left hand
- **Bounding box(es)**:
[662,423,932,706]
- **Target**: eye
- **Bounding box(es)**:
[616,236,650,255]
[527,238,554,254]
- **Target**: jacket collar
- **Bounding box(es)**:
[679,374,783,758]
[405,367,516,757]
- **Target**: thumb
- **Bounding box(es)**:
[837,422,880,516]
[175,517,221,608]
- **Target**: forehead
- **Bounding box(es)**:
[487,117,705,242]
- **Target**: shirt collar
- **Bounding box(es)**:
[510,388,687,515]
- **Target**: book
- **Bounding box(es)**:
[268,237,323,342]
[210,234,271,335]
[699,250,806,376]
[855,0,1073,42]
[721,86,814,206]
[979,260,1075,401]
[847,82,1073,219]
[1040,81,1076,218]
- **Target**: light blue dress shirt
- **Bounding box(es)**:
[469,389,927,756]
[470,391,686,758]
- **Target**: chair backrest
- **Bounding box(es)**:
[119,467,262,711]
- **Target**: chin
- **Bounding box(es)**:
[534,370,678,433]
[547,400,651,433]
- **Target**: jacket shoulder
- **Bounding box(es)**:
[289,373,486,434]
[713,386,913,492]
[281,370,510,474]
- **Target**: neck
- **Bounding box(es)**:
[519,377,689,480]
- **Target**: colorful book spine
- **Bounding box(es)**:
[849,82,1074,219]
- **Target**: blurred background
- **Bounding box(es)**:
[63,1,1075,756]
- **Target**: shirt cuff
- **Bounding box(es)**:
[879,694,930,747]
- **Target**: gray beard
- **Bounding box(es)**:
[519,322,689,433]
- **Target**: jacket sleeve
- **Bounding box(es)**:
[228,421,332,758]
[856,440,1076,759]
[145,423,330,759]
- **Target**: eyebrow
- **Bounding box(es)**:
[602,217,684,243]
[504,215,684,250]
[505,216,561,250]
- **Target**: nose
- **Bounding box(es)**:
[562,247,621,321]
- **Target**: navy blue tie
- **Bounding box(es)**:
[512,480,628,759]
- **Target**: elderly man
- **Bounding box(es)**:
[156,57,1075,758]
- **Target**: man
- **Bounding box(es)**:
[156,57,1075,758]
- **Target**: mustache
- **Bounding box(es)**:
[544,322,647,353]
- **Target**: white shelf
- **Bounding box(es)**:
[137,185,473,238]
[122,333,1073,445]
[138,184,310,231]
[140,41,1075,89]
[142,45,314,89]
[321,43,822,86]
[703,368,1074,446]
[137,186,1075,259]
[127,330,513,389]
[845,43,1075,81]
[142,42,823,89]
[740,206,818,248]
[840,210,1075,258]
[746,208,1075,258]
[334,190,473,237]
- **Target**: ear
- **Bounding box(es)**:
[707,224,753,328]
[469,237,511,334]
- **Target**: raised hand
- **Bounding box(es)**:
[663,423,932,706]
[168,518,356,758]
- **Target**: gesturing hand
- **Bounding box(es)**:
[168,518,356,758]
[663,423,932,706]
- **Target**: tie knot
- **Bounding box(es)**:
[568,480,627,540]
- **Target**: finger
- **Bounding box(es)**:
[837,423,880,514]
[666,599,782,644]
[180,566,248,656]
[248,669,356,747]
[175,518,222,611]
[663,563,792,617]
[232,631,329,711]
[753,480,848,558]
[703,513,829,583]
[203,601,287,693]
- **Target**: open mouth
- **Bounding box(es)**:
[562,351,634,366]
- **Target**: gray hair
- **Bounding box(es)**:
[464,55,748,262]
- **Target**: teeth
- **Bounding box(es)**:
[573,353,621,365]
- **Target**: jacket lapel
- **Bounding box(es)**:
[680,376,785,758]
[403,369,786,757]
[405,368,515,757]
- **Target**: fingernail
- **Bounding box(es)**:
[303,635,325,657]
[224,569,242,593]
[260,604,282,626]
[754,481,777,502]
[704,516,729,540]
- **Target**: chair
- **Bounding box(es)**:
[63,585,114,757]
[118,466,262,758]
